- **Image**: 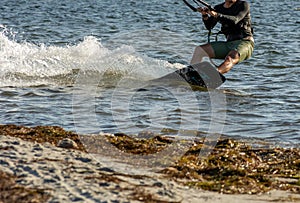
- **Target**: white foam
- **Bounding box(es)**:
[0,31,183,87]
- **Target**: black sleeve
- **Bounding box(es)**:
[218,2,250,24]
[202,3,222,30]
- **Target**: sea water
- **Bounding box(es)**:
[0,0,299,146]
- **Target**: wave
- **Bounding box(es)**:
[0,30,183,87]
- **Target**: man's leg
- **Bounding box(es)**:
[190,43,215,65]
[191,42,245,74]
[218,40,254,74]
[217,50,240,74]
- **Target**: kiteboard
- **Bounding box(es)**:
[154,61,226,89]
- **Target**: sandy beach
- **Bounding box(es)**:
[0,125,300,202]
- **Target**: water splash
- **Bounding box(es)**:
[0,31,182,87]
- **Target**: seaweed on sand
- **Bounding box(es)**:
[1,125,300,195]
[162,139,300,194]
[0,124,86,151]
[104,133,300,195]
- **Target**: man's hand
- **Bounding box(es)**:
[208,10,218,18]
[197,7,209,15]
[197,7,218,18]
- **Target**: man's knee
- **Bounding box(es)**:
[228,50,240,59]
[227,50,240,64]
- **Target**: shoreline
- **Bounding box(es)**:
[0,124,300,202]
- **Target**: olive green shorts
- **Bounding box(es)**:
[210,39,254,63]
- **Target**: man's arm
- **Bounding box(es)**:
[217,2,250,24]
